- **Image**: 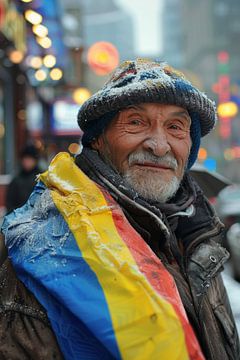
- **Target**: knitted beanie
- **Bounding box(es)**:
[78,58,217,169]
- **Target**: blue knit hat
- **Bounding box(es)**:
[78,58,217,169]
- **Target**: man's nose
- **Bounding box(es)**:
[142,127,171,156]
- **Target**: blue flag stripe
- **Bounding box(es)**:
[3,183,121,359]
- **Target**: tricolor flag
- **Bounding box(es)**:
[2,153,204,360]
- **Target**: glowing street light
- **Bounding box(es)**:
[36,36,52,49]
[197,147,208,161]
[9,50,24,64]
[49,68,63,81]
[87,41,119,75]
[35,69,47,81]
[217,101,238,118]
[68,143,81,155]
[29,56,42,69]
[43,54,56,68]
[25,10,42,25]
[32,24,48,38]
[72,87,91,104]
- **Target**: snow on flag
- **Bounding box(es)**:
[3,152,205,360]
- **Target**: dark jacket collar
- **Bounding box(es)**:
[76,147,195,214]
[75,148,224,253]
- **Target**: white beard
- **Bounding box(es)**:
[122,151,182,203]
[98,143,183,203]
[123,168,181,203]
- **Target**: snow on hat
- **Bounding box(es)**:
[78,58,217,168]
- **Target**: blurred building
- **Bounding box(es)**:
[50,0,135,157]
[60,0,134,93]
[162,0,215,91]
[162,0,240,180]
[0,0,135,214]
[73,0,134,61]
[82,0,134,61]
[162,0,184,68]
[0,0,70,213]
[182,0,240,179]
[181,0,232,94]
[0,0,28,212]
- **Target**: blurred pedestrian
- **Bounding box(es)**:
[5,145,40,212]
[0,59,239,359]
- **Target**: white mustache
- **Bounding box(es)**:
[128,151,178,170]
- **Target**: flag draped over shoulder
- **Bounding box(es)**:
[2,152,205,360]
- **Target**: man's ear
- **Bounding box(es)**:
[91,135,104,151]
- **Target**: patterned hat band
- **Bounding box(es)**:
[78,59,217,168]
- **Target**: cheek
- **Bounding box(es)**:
[105,132,142,171]
[105,114,146,154]
[171,138,192,166]
[103,133,128,168]
[110,138,132,164]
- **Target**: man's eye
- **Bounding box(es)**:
[124,118,146,133]
[167,122,189,138]
[169,124,181,130]
[129,119,142,125]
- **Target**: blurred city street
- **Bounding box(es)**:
[1,0,240,358]
[1,1,240,196]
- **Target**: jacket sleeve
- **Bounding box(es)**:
[0,259,64,360]
[207,273,240,359]
[186,239,240,360]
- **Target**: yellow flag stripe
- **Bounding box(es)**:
[40,152,190,359]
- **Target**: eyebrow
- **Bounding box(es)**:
[126,106,190,115]
[169,111,191,123]
[124,104,145,111]
[123,106,191,123]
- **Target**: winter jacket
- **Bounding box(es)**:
[0,149,239,360]
[6,166,40,212]
[0,259,64,360]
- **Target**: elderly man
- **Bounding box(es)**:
[0,59,239,360]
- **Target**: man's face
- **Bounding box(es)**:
[93,103,192,202]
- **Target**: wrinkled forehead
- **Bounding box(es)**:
[118,103,191,123]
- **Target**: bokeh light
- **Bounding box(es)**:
[32,24,48,38]
[29,56,43,69]
[72,88,91,104]
[43,54,56,68]
[36,36,52,49]
[25,10,42,25]
[49,68,63,80]
[198,147,208,161]
[87,41,119,75]
[217,101,238,118]
[9,50,24,64]
[68,143,81,154]
[35,69,47,81]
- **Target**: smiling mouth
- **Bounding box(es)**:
[133,162,175,171]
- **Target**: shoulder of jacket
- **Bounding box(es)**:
[186,239,229,297]
[0,258,50,325]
